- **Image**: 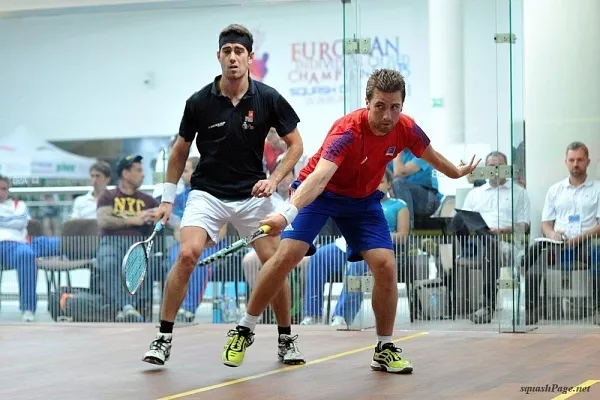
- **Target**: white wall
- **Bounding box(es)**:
[524,0,600,237]
[0,0,522,159]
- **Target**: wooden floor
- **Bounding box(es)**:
[1,323,599,400]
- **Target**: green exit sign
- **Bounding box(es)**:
[432,98,444,108]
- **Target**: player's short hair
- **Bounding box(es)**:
[0,174,9,185]
[90,160,111,178]
[485,151,508,165]
[365,69,406,102]
[566,141,589,158]
[219,24,254,52]
[187,156,200,170]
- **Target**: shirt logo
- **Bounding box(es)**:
[242,110,255,130]
[385,146,396,156]
[208,122,225,129]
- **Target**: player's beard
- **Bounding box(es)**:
[374,121,394,135]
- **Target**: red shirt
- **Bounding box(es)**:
[298,108,430,198]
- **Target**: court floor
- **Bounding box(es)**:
[1,323,599,400]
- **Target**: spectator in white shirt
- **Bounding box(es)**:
[461,151,530,324]
[0,174,37,322]
[462,151,530,235]
[541,142,600,244]
[70,161,111,220]
[526,141,600,324]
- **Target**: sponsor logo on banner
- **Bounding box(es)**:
[288,36,412,105]
[249,29,269,82]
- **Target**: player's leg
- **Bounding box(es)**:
[253,235,306,365]
[222,200,329,367]
[333,197,412,374]
[227,195,302,365]
[143,190,226,365]
[361,248,413,373]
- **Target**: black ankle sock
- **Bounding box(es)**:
[278,326,291,336]
[160,320,174,334]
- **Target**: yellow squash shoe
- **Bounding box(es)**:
[222,326,255,367]
[371,342,413,374]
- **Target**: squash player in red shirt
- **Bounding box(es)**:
[222,68,480,373]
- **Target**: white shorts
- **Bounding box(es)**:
[180,190,275,246]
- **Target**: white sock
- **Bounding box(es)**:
[239,313,259,332]
[377,336,393,346]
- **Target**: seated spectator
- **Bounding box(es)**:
[0,174,37,322]
[301,170,409,326]
[526,142,600,324]
[390,149,441,227]
[460,151,530,324]
[42,193,61,236]
[70,160,111,220]
[96,155,163,322]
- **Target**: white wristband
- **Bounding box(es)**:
[162,183,177,203]
[278,203,299,225]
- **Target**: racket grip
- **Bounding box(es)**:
[259,225,271,234]
[155,220,163,232]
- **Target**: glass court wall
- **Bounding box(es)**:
[1,0,599,334]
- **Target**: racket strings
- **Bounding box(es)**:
[124,245,147,291]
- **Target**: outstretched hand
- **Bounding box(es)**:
[457,155,481,177]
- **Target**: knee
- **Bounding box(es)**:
[177,245,201,270]
[272,248,305,273]
[371,260,397,286]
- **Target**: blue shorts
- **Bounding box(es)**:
[280,180,393,262]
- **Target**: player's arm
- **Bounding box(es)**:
[289,158,338,211]
[162,99,196,204]
[405,122,479,179]
[268,128,303,185]
[161,137,192,203]
[419,146,466,179]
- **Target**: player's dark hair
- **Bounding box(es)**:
[0,174,8,185]
[485,151,508,166]
[566,141,589,158]
[219,24,254,52]
[365,69,406,102]
[90,160,111,178]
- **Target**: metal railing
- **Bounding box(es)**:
[1,233,599,334]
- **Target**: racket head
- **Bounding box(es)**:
[121,241,149,295]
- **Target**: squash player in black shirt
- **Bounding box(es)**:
[142,24,305,366]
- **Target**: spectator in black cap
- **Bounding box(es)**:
[96,154,163,322]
